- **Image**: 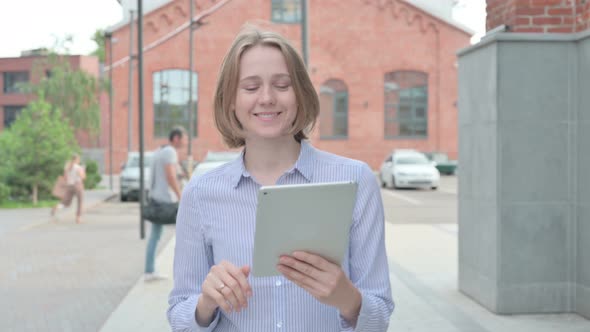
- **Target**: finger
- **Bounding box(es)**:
[222,261,253,300]
[292,251,335,272]
[219,262,251,308]
[241,265,251,278]
[202,278,232,313]
[209,267,242,311]
[279,255,321,281]
[277,264,325,294]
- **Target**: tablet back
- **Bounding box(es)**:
[252,181,358,277]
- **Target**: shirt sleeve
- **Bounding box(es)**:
[339,163,395,331]
[163,146,178,165]
[167,182,220,332]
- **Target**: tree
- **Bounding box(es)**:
[0,95,78,204]
[20,50,105,137]
[91,29,106,63]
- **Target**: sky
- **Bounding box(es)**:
[0,0,486,58]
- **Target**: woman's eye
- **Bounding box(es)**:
[243,86,258,92]
[275,84,290,90]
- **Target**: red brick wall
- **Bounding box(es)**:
[0,55,103,148]
[487,0,590,33]
[106,0,470,171]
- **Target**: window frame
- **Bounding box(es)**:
[152,69,198,138]
[384,71,428,139]
[3,71,30,94]
[271,0,302,24]
[319,79,349,140]
[3,105,25,128]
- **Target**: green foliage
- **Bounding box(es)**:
[19,50,104,137]
[0,199,58,209]
[0,182,9,204]
[91,29,106,63]
[83,159,102,189]
[0,95,79,204]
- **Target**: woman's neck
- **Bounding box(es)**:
[243,137,301,186]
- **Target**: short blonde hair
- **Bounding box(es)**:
[214,26,319,148]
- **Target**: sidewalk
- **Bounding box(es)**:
[100,222,590,332]
[0,188,117,237]
[0,175,176,332]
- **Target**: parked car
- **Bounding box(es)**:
[424,152,457,175]
[191,151,241,179]
[120,152,154,201]
[379,149,440,190]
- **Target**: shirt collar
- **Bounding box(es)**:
[230,140,315,189]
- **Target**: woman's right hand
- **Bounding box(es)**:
[199,261,252,314]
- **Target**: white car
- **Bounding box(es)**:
[379,150,440,190]
[120,152,153,201]
[191,151,241,180]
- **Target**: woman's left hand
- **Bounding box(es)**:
[277,251,361,321]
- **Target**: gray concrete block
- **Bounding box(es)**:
[578,204,590,288]
[458,42,498,126]
[460,201,498,277]
[499,204,569,284]
[579,38,590,123]
[500,122,569,202]
[497,43,572,123]
[577,284,590,319]
[578,124,590,206]
[497,282,573,314]
[459,264,499,312]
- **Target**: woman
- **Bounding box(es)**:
[168,27,394,331]
[51,154,85,224]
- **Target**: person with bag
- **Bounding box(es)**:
[143,126,187,282]
[51,154,86,224]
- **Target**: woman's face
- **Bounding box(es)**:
[234,45,298,143]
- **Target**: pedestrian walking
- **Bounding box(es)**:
[167,27,394,331]
[144,126,187,282]
[51,154,86,224]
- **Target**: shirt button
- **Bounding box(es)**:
[275,280,282,286]
[276,321,283,328]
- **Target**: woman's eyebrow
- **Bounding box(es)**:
[239,75,261,83]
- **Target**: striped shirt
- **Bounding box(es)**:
[167,140,394,331]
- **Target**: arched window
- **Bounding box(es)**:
[153,69,198,138]
[384,71,428,138]
[319,79,348,139]
[271,0,301,23]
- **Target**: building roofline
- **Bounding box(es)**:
[401,0,474,36]
[106,0,172,33]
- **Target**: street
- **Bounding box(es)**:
[2,176,588,332]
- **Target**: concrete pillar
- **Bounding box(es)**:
[457,25,590,319]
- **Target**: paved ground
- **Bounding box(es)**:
[2,175,589,331]
[0,182,174,332]
[99,175,589,332]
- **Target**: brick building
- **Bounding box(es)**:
[0,50,106,153]
[106,0,472,171]
[486,0,590,33]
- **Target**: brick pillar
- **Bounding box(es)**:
[486,0,590,33]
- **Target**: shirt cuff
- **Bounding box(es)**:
[338,291,371,331]
[188,294,221,332]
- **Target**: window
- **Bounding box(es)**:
[319,79,348,139]
[3,71,29,93]
[271,0,301,23]
[384,71,428,138]
[3,105,25,128]
[153,70,198,138]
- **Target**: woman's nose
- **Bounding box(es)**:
[258,86,276,106]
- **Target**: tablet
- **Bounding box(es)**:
[252,181,358,277]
